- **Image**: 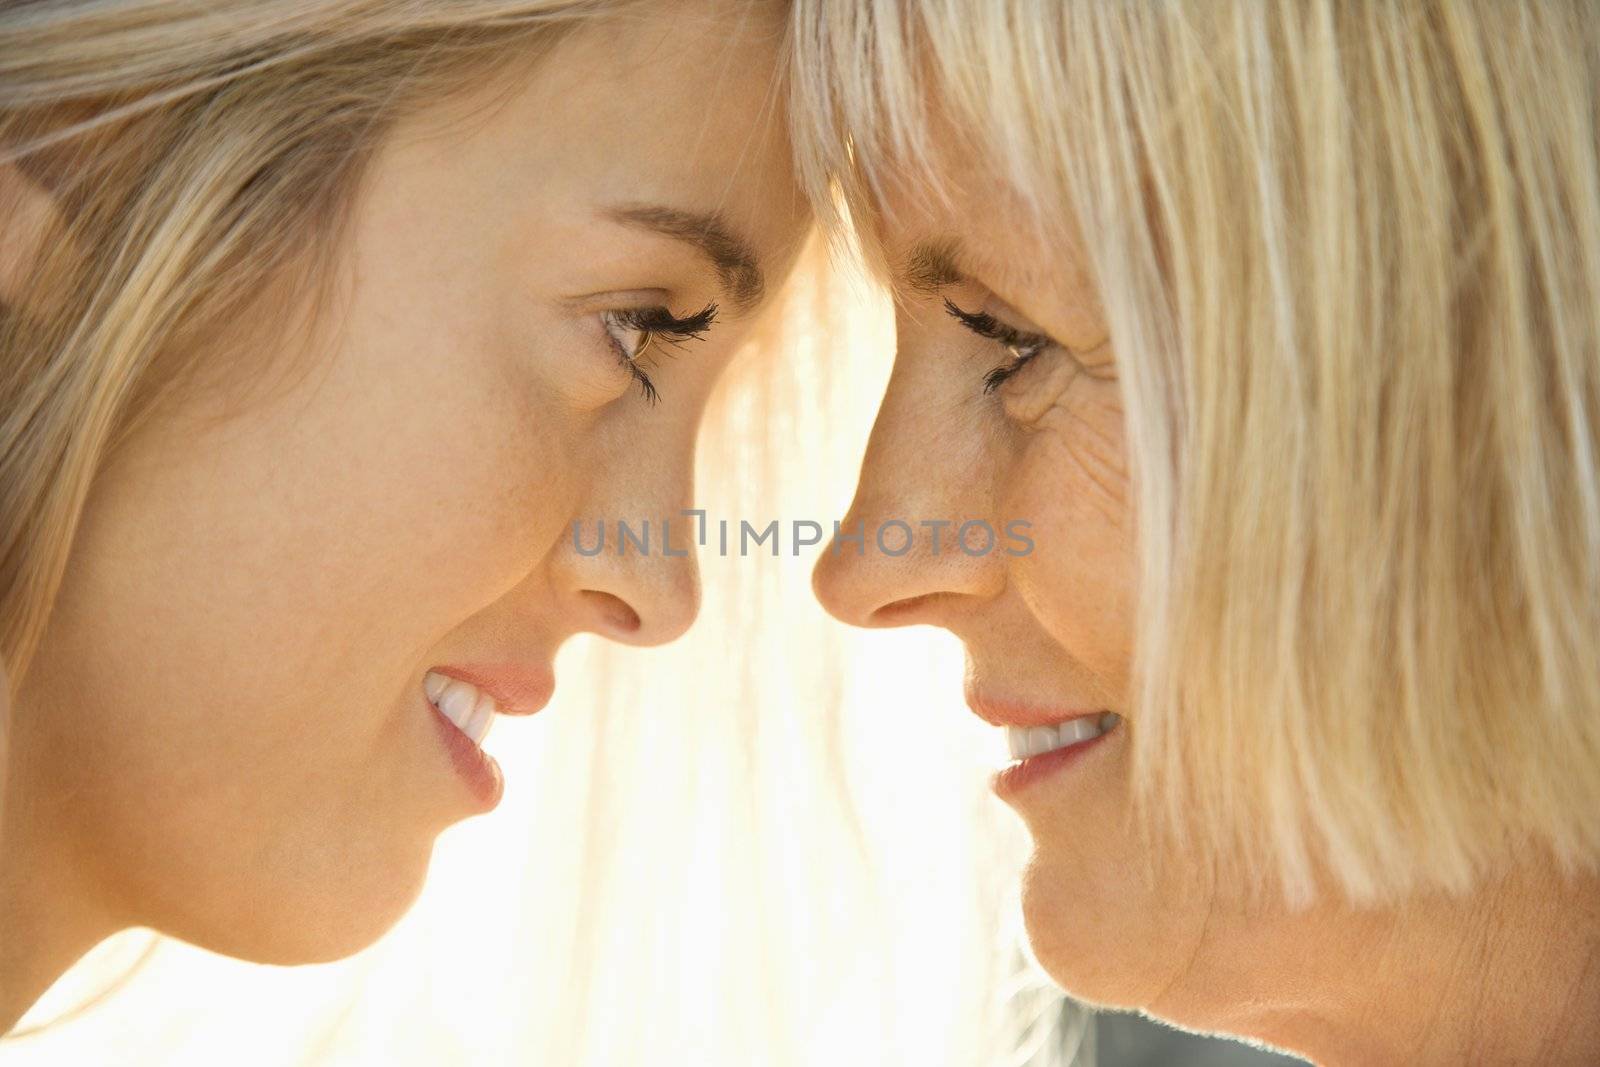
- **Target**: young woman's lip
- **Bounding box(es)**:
[428,701,504,812]
[429,663,554,716]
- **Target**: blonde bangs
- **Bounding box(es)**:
[790,0,1600,904]
[787,2,1079,274]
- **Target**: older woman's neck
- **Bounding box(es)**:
[1167,865,1600,1065]
[1346,871,1599,1066]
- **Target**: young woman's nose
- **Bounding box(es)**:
[567,539,701,646]
[552,441,702,647]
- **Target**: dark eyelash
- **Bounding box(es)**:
[943,299,1053,395]
[607,302,718,405]
[611,302,719,338]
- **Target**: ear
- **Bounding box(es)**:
[0,160,64,310]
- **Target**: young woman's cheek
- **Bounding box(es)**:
[17,329,581,956]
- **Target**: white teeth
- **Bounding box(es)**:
[437,680,477,724]
[1059,718,1098,745]
[1003,713,1118,762]
[427,673,500,748]
[1007,728,1030,760]
[464,691,495,746]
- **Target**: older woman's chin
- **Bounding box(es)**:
[1018,846,1205,1014]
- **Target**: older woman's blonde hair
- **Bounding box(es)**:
[790,0,1600,905]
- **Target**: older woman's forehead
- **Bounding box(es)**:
[876,181,1036,277]
[874,178,1091,309]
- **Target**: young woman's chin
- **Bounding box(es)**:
[157,841,436,966]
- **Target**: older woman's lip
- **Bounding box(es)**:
[964,690,1108,729]
[967,689,1122,798]
[992,729,1113,800]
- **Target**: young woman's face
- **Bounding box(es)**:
[11,0,806,964]
[812,153,1215,1007]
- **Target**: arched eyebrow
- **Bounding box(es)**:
[604,203,765,313]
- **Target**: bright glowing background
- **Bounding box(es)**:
[3,247,1076,1067]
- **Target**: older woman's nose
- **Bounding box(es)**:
[812,403,1005,628]
[812,500,1003,627]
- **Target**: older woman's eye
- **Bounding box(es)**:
[598,302,718,406]
[942,299,1058,395]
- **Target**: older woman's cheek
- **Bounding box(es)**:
[1002,400,1138,704]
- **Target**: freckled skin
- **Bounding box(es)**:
[0,0,807,999]
[813,137,1600,1064]
[813,162,1192,1009]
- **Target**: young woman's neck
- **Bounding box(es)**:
[1164,864,1600,1065]
[1,781,122,1034]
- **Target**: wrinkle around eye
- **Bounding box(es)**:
[1017,372,1129,531]
[1000,352,1081,425]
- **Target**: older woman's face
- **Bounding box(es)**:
[812,160,1215,1006]
[9,0,805,966]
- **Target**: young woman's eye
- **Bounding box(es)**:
[942,298,1057,394]
[598,302,718,406]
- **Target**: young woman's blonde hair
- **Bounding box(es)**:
[0,0,632,687]
[789,0,1600,905]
